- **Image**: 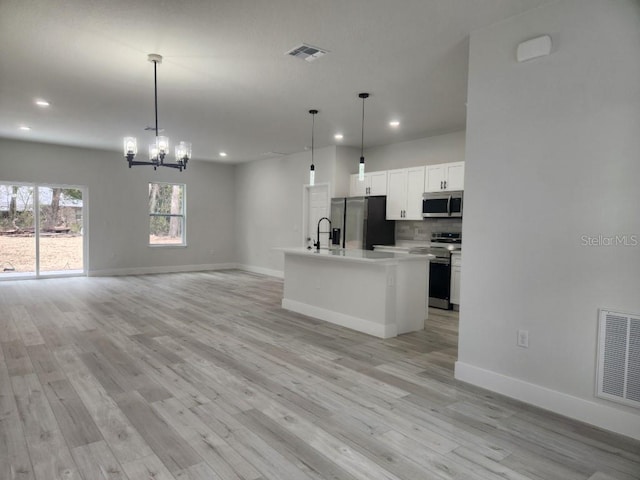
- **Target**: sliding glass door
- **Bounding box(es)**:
[0,184,36,275]
[0,183,85,278]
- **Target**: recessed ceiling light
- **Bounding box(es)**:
[219,152,227,157]
[389,120,400,128]
[334,133,344,140]
[35,99,50,107]
[19,125,31,131]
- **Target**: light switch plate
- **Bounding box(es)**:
[517,329,529,348]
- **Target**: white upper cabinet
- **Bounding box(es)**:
[425,161,465,192]
[349,171,388,197]
[368,171,388,195]
[385,166,425,220]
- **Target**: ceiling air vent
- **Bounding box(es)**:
[286,43,328,62]
[596,309,640,408]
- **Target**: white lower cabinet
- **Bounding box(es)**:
[451,252,461,305]
[386,166,425,220]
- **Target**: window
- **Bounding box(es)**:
[149,182,186,246]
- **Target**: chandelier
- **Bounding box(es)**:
[123,54,191,172]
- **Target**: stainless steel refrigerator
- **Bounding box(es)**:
[330,196,395,250]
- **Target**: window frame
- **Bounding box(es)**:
[148,182,187,247]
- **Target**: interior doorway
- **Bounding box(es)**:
[303,183,330,249]
[0,183,86,278]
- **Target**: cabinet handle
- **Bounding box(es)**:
[444,180,447,190]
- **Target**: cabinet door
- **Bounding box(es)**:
[445,162,465,191]
[425,164,446,192]
[349,174,367,197]
[405,166,425,220]
[386,169,407,220]
[451,266,461,305]
[368,171,387,196]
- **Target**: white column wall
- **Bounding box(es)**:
[457,0,640,439]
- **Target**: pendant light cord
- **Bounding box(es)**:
[360,96,365,158]
[311,112,315,167]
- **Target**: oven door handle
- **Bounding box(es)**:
[430,258,451,265]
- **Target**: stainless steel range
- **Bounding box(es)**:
[411,232,461,310]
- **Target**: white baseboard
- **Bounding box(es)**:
[89,263,285,278]
[88,263,238,277]
[454,361,640,441]
[282,298,396,338]
[237,264,284,278]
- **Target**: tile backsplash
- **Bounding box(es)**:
[395,218,462,242]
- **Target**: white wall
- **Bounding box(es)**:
[234,146,336,276]
[457,0,640,439]
[363,130,465,172]
[334,146,359,197]
[0,138,236,274]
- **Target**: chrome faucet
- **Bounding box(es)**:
[315,217,332,251]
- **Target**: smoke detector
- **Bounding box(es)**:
[286,43,329,62]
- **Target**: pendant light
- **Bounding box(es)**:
[308,109,318,186]
[358,93,369,181]
[123,54,191,172]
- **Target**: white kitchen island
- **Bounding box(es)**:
[280,248,429,338]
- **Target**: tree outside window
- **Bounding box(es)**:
[149,183,185,246]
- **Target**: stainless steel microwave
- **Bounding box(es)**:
[422,191,463,218]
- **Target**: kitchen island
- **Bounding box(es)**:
[280,248,430,338]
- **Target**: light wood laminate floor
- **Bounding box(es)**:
[0,270,638,480]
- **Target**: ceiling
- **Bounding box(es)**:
[0,0,549,163]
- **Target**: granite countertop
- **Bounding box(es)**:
[279,247,432,264]
[373,241,430,253]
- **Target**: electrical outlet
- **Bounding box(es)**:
[517,329,529,348]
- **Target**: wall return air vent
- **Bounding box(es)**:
[596,309,640,409]
[286,43,328,62]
